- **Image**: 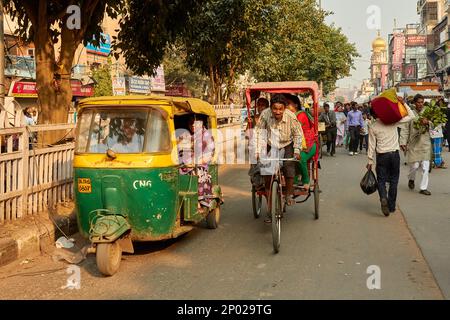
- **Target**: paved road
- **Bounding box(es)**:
[0,147,443,299]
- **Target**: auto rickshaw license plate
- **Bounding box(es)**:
[78,178,92,193]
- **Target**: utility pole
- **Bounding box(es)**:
[0,0,5,110]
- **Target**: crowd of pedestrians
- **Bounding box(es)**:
[319,94,450,216]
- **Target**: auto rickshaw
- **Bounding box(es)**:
[74,96,223,276]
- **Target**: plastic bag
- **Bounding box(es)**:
[360,169,378,195]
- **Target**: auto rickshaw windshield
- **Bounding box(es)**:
[75,107,171,154]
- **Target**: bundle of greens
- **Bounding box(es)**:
[413,100,448,134]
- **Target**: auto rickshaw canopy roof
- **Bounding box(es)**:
[77,95,217,118]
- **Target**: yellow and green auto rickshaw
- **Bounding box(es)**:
[74,96,223,276]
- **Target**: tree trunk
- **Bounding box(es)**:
[34,6,78,146]
[34,1,60,145]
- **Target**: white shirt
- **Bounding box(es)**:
[367,103,415,165]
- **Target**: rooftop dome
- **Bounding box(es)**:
[372,32,387,52]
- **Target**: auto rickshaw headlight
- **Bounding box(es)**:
[106,149,117,160]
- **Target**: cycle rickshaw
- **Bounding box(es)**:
[245,82,321,253]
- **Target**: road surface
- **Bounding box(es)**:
[0,147,444,300]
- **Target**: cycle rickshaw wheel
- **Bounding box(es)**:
[252,186,263,219]
[313,183,320,220]
[271,180,282,254]
[312,161,320,220]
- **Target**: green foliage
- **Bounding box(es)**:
[248,0,359,94]
[414,100,448,134]
[4,1,123,48]
[115,0,205,77]
[163,45,209,98]
[92,65,113,97]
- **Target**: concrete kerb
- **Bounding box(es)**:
[0,202,77,267]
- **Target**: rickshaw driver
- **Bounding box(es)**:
[256,94,304,208]
[111,118,143,153]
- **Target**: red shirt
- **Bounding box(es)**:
[297,111,315,149]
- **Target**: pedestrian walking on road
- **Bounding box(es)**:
[400,94,433,196]
[359,113,369,153]
[335,103,347,147]
[318,103,337,156]
[444,103,450,152]
[367,104,415,216]
[430,123,447,169]
[347,102,364,156]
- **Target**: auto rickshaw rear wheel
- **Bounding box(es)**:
[206,206,220,229]
[96,242,122,276]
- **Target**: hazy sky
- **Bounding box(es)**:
[321,0,419,89]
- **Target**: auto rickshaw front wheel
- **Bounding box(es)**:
[206,206,221,229]
[96,242,122,276]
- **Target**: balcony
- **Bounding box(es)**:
[5,55,36,79]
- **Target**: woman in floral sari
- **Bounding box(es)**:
[177,116,215,209]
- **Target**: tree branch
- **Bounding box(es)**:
[21,0,39,27]
[76,0,102,42]
[49,0,73,23]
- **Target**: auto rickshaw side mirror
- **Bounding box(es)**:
[106,149,117,160]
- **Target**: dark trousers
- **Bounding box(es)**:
[326,128,337,155]
[349,126,360,153]
[445,127,450,151]
[359,134,368,152]
[376,151,400,212]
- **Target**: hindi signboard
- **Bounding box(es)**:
[392,33,405,71]
[406,35,427,47]
[10,81,94,97]
[150,66,166,92]
[112,77,126,96]
[128,77,151,95]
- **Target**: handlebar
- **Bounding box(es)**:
[260,158,298,162]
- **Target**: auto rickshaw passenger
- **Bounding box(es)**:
[177,116,216,209]
[285,94,317,190]
[256,94,303,208]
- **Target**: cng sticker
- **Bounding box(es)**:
[78,178,92,193]
[133,180,152,190]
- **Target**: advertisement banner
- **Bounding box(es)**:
[392,33,405,71]
[112,77,126,96]
[129,77,150,94]
[10,81,94,97]
[404,64,417,80]
[381,64,388,90]
[150,66,166,92]
[166,84,191,97]
[86,33,112,56]
[406,35,427,47]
